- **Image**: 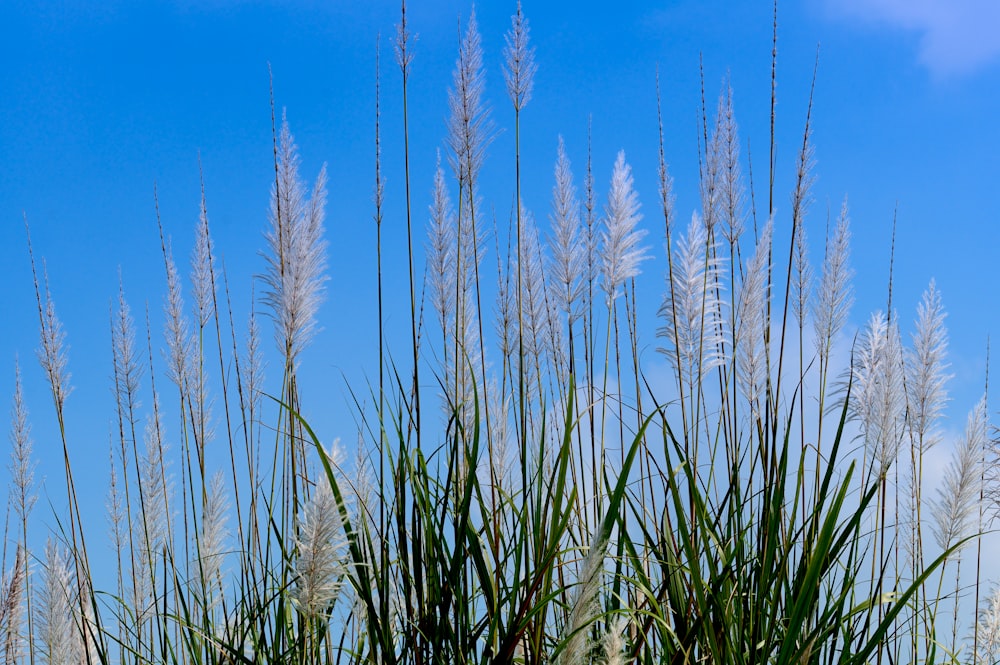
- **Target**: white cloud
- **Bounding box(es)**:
[829,0,1000,77]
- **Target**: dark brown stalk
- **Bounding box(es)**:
[396,0,420,453]
[973,337,989,664]
[220,270,260,573]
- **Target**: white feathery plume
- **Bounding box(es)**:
[447,7,493,187]
[790,87,816,226]
[851,311,905,478]
[140,405,171,560]
[876,317,906,477]
[657,212,727,388]
[105,438,126,583]
[932,396,985,553]
[791,214,812,327]
[393,0,414,76]
[192,190,216,330]
[198,471,229,611]
[502,0,536,112]
[262,113,329,368]
[293,463,347,619]
[601,150,648,304]
[556,534,607,665]
[162,234,193,391]
[905,279,950,454]
[543,270,568,387]
[2,545,27,664]
[976,585,1000,665]
[700,101,722,236]
[189,203,216,452]
[451,194,486,424]
[487,390,515,494]
[716,82,745,245]
[37,264,72,414]
[443,9,490,431]
[78,578,98,665]
[112,279,143,424]
[850,312,888,445]
[789,98,815,327]
[131,407,170,627]
[427,155,456,338]
[245,303,265,427]
[518,204,550,394]
[548,136,584,323]
[735,218,773,412]
[9,361,37,528]
[656,83,676,240]
[8,365,35,664]
[494,230,516,368]
[349,434,374,533]
[600,613,629,665]
[36,540,77,665]
[812,201,853,367]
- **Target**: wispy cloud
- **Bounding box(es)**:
[829,0,1000,77]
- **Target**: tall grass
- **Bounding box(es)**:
[1,3,996,664]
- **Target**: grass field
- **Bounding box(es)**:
[1,2,997,664]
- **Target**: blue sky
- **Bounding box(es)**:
[2,0,1000,574]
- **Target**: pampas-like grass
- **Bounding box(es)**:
[600,151,647,305]
[502,0,536,113]
[8,8,999,665]
[428,155,457,344]
[447,7,492,189]
[549,137,584,325]
[555,534,606,665]
[8,360,36,538]
[158,224,193,394]
[852,311,905,479]
[657,211,726,394]
[599,613,629,665]
[1,545,26,664]
[812,200,853,370]
[263,114,329,369]
[715,82,746,245]
[906,280,950,455]
[517,204,551,407]
[293,464,347,620]
[196,470,229,614]
[36,540,77,665]
[192,187,216,331]
[933,397,987,553]
[34,263,71,416]
[735,217,773,413]
[5,362,38,663]
[977,585,1000,665]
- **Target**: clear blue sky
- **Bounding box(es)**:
[2,0,999,569]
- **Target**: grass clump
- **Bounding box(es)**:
[0,3,994,664]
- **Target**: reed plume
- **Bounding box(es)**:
[262,114,329,369]
[735,217,773,414]
[1,545,26,664]
[601,151,647,304]
[556,534,607,665]
[549,137,585,325]
[293,459,347,619]
[36,540,77,665]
